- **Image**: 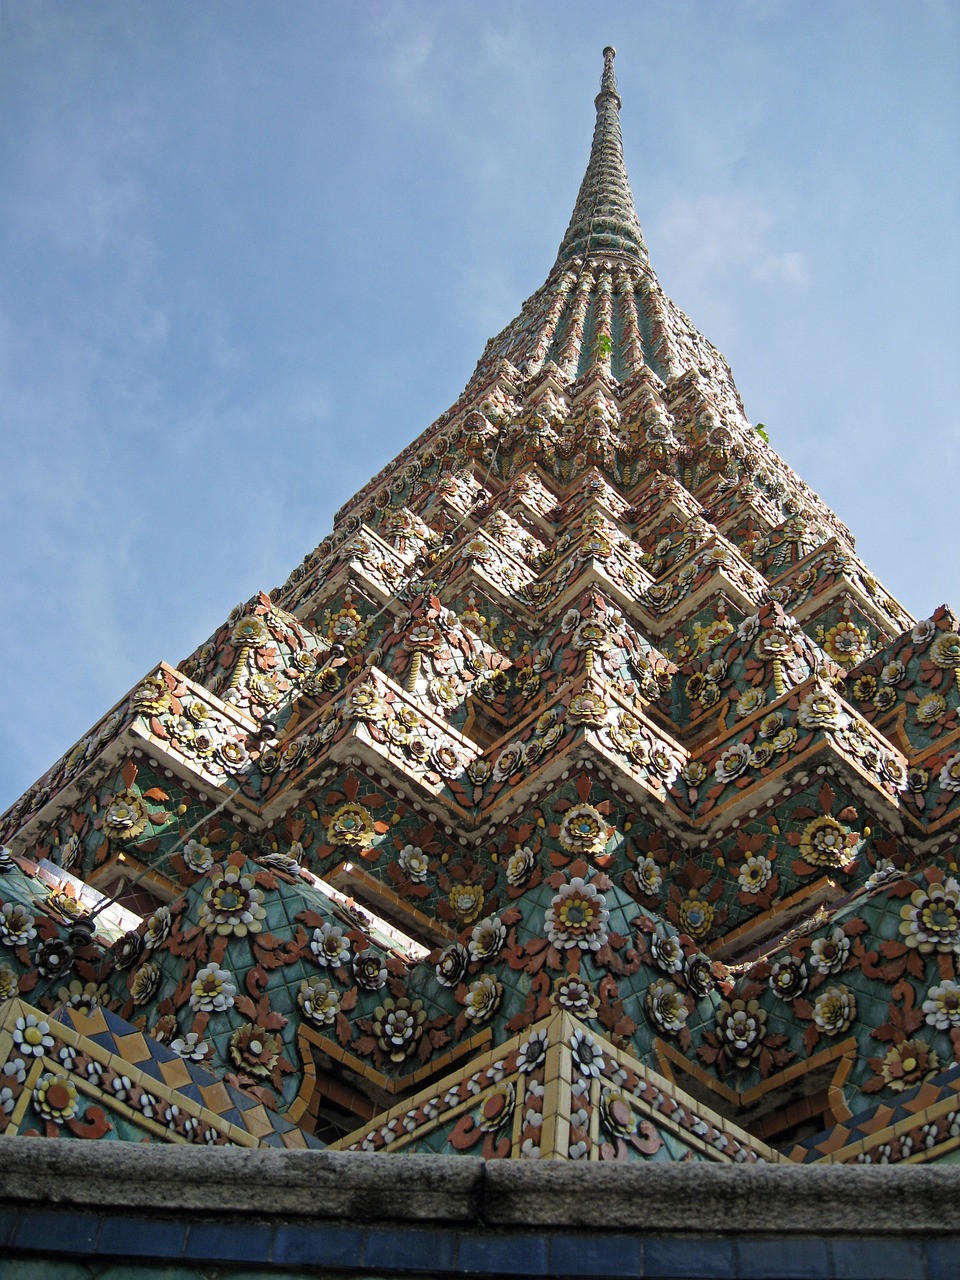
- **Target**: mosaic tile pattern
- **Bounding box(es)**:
[333,1008,780,1164]
[0,997,314,1149]
[0,47,958,1173]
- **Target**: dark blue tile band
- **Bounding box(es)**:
[183,1220,275,1263]
[738,1237,831,1280]
[98,1216,185,1259]
[11,1209,100,1256]
[364,1228,458,1272]
[832,1237,926,1280]
[457,1231,550,1276]
[272,1223,364,1268]
[646,1236,736,1278]
[549,1231,641,1277]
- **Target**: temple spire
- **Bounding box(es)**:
[554,46,648,267]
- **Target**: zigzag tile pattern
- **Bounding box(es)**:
[1,49,958,1164]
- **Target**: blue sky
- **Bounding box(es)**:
[1,0,958,807]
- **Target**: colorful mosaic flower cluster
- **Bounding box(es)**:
[1,48,958,1169]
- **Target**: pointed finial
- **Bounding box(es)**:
[553,47,647,266]
[599,46,620,105]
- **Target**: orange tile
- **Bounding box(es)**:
[113,1032,151,1064]
[240,1104,276,1140]
[69,1007,108,1038]
[783,1143,811,1164]
[198,1081,233,1114]
[158,1058,193,1089]
[813,1124,853,1155]
[860,1104,895,1135]
[903,1081,943,1114]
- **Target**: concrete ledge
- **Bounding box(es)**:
[2,1142,960,1235]
[0,1144,482,1224]
[483,1159,960,1232]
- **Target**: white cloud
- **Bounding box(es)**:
[286,379,330,426]
[371,8,439,95]
[655,192,806,292]
[15,92,156,261]
[936,421,960,471]
[752,250,809,289]
[390,28,436,84]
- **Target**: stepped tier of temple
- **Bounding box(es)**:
[2,49,960,1169]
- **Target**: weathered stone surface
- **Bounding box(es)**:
[4,1142,960,1236]
[483,1160,960,1233]
[0,1144,483,1223]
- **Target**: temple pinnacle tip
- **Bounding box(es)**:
[553,47,646,266]
[598,45,621,105]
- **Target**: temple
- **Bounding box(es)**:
[2,45,960,1230]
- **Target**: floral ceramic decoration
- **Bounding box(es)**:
[2,47,960,1172]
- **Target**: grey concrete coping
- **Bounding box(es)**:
[2,1142,960,1236]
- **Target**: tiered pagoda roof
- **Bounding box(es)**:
[1,49,959,1171]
